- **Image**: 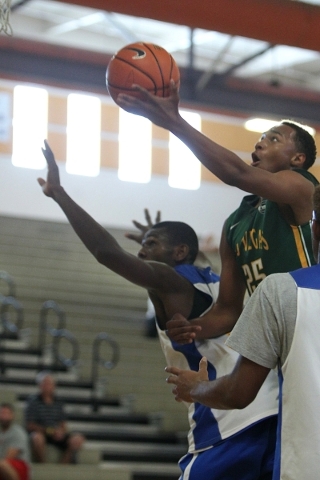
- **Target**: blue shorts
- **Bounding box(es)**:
[179,416,277,480]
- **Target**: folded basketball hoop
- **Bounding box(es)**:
[0,0,12,35]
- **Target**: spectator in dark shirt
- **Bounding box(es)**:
[24,372,84,464]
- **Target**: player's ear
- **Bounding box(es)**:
[173,244,189,262]
[290,152,306,168]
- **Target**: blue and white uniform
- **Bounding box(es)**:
[275,266,320,480]
[157,264,279,479]
[226,265,320,480]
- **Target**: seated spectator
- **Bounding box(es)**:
[24,372,85,464]
[0,402,31,480]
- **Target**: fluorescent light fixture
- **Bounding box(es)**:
[67,93,101,177]
[118,109,151,183]
[245,117,315,136]
[169,110,201,190]
[12,85,48,169]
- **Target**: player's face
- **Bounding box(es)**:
[138,229,175,265]
[251,124,300,173]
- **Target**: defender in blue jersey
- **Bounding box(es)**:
[117,86,318,343]
[38,141,278,479]
[166,185,320,480]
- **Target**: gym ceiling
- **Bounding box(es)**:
[1,0,320,126]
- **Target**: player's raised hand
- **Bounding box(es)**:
[166,313,202,344]
[37,140,62,198]
[166,357,209,403]
[117,80,181,129]
[125,208,161,245]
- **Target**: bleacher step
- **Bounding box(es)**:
[66,411,150,425]
[0,346,42,355]
[18,392,122,409]
[0,375,93,389]
[80,429,187,445]
[0,360,68,372]
[100,440,186,464]
[31,464,131,480]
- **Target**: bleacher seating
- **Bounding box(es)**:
[0,215,190,479]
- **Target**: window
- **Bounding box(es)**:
[66,93,101,176]
[169,110,201,190]
[12,85,48,169]
[118,109,151,183]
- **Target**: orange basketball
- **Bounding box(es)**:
[106,42,180,106]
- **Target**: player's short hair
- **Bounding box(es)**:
[281,120,317,170]
[152,221,199,264]
[313,184,320,221]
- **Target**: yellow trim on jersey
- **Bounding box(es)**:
[291,225,311,268]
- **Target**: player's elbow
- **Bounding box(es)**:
[233,397,253,410]
[224,383,258,410]
[95,247,111,266]
[233,390,258,410]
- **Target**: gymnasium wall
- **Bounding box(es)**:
[2,78,319,240]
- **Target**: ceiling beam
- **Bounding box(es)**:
[56,0,320,52]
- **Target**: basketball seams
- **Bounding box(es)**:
[142,43,165,97]
[107,56,157,91]
[106,42,180,104]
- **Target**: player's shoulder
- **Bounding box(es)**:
[258,272,295,298]
[292,168,319,186]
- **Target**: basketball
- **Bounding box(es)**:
[106,42,180,106]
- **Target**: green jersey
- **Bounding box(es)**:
[225,169,319,295]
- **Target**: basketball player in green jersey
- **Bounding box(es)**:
[117,84,318,341]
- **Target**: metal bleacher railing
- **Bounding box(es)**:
[0,270,120,402]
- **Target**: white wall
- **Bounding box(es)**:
[0,156,245,241]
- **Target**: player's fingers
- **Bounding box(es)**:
[167,319,188,329]
[167,326,199,336]
[155,210,161,223]
[37,178,45,187]
[42,140,55,160]
[170,312,189,322]
[132,220,146,231]
[131,84,151,96]
[165,366,181,377]
[144,208,152,226]
[124,233,140,242]
[169,79,180,97]
[117,94,143,109]
[172,387,183,402]
[199,357,208,372]
[166,331,195,344]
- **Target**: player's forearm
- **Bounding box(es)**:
[193,304,241,339]
[170,116,247,186]
[49,186,122,261]
[190,375,248,410]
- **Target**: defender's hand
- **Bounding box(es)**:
[166,313,202,345]
[125,208,161,245]
[37,140,62,198]
[166,357,209,403]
